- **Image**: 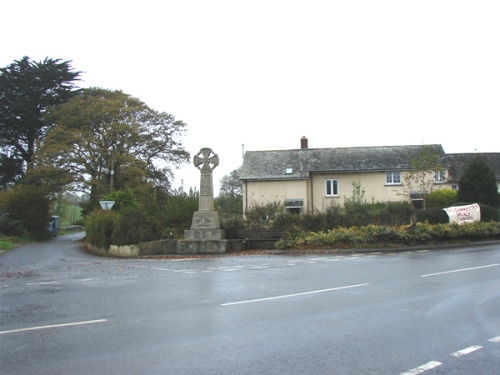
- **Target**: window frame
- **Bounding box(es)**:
[386,171,401,185]
[325,178,339,197]
[434,170,446,183]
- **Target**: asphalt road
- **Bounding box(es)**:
[1,233,499,374]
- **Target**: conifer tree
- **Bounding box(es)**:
[457,156,500,207]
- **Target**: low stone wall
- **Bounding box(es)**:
[88,238,275,257]
[109,239,178,257]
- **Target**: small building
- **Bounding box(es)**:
[239,137,500,215]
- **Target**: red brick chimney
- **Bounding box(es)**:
[301,136,308,150]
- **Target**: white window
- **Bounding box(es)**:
[386,171,401,185]
[452,184,459,191]
[434,170,446,183]
[325,179,339,197]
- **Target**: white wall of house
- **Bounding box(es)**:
[241,168,498,214]
[310,171,411,211]
[242,179,308,214]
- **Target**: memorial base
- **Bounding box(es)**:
[184,229,225,240]
[177,239,227,254]
[190,211,221,230]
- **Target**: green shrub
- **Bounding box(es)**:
[0,185,51,239]
[0,211,23,236]
[415,208,449,224]
[478,204,500,221]
[85,209,117,249]
[276,222,500,250]
[426,189,458,208]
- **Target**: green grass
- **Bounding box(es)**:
[0,241,14,251]
[0,235,15,251]
[0,234,35,251]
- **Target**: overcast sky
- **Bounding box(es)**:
[2,1,499,192]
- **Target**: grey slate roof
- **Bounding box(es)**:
[443,153,500,182]
[240,144,447,181]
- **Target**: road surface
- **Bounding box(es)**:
[1,233,499,374]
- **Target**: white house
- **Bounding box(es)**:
[239,137,500,214]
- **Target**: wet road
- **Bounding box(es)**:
[1,233,499,374]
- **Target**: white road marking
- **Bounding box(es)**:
[135,265,171,271]
[488,335,500,343]
[450,345,483,357]
[221,283,370,306]
[26,281,58,286]
[420,263,499,277]
[0,319,107,335]
[400,361,442,375]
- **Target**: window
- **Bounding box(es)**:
[386,171,401,185]
[452,184,459,191]
[434,170,446,183]
[285,167,293,174]
[325,179,339,197]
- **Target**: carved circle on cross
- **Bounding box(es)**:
[193,148,219,172]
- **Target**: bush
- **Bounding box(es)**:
[85,209,117,249]
[0,185,51,239]
[276,221,500,250]
[478,204,500,221]
[415,208,449,224]
[0,211,23,236]
[426,189,457,208]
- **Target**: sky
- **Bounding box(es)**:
[2,1,499,192]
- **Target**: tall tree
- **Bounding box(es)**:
[219,168,242,197]
[216,168,243,219]
[0,56,81,177]
[39,88,190,205]
[457,156,500,207]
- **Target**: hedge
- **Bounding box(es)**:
[275,222,500,250]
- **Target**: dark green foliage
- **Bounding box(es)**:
[84,187,199,247]
[0,211,23,236]
[415,208,450,224]
[102,188,138,211]
[0,56,81,179]
[84,209,116,250]
[457,156,500,207]
[426,189,458,208]
[0,154,23,188]
[252,201,414,234]
[477,204,500,222]
[111,208,155,246]
[0,185,51,239]
[163,187,198,232]
[244,201,284,228]
[40,88,190,204]
[276,222,500,250]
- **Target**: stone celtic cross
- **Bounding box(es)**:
[183,147,226,246]
[193,147,219,211]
